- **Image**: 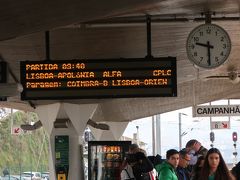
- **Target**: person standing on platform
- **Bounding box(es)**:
[191,155,204,180]
[186,140,208,161]
[198,148,235,180]
[185,139,208,173]
[132,151,154,180]
[156,149,179,180]
[127,144,154,180]
[176,149,191,180]
[121,153,136,180]
[231,161,240,180]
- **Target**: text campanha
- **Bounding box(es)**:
[197,106,240,115]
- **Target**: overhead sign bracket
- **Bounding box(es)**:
[146,15,153,59]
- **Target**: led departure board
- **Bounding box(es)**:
[20,57,177,100]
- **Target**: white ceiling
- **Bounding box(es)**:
[1,0,240,122]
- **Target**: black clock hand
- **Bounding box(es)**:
[196,42,214,49]
[196,41,214,66]
[207,41,211,66]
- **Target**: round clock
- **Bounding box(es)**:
[186,23,231,69]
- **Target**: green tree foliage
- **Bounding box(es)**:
[0,109,49,175]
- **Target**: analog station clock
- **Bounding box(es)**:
[186,24,231,69]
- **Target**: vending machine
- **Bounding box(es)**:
[88,141,131,180]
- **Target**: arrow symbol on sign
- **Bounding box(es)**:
[14,128,20,134]
[222,123,228,128]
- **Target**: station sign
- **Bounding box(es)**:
[211,121,230,129]
[193,105,240,117]
[20,57,177,100]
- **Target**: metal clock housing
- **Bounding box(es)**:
[186,24,231,69]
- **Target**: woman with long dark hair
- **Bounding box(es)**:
[191,155,204,180]
[199,148,235,180]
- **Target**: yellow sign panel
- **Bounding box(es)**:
[57,173,66,180]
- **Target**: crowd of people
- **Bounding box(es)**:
[121,139,239,180]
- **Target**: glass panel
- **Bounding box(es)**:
[90,145,123,180]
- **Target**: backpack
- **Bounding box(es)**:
[123,169,135,180]
[132,152,154,180]
[140,171,159,180]
[140,172,151,180]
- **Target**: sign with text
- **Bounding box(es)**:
[211,121,230,129]
[20,57,177,100]
[193,105,240,117]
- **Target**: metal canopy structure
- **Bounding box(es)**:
[1,0,240,122]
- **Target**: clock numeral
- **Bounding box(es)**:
[194,52,198,56]
[199,31,203,36]
[215,31,218,36]
[194,37,199,42]
[223,44,227,49]
[191,44,195,49]
[206,29,211,34]
[215,57,219,62]
[221,37,224,41]
[220,51,224,56]
[200,57,203,61]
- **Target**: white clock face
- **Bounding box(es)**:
[186,24,231,69]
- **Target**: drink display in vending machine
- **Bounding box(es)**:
[88,141,131,180]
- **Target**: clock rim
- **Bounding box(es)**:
[186,23,231,69]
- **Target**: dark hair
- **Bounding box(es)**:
[179,148,189,158]
[148,154,163,166]
[135,152,146,160]
[186,139,198,148]
[129,144,139,151]
[192,155,205,176]
[195,155,205,168]
[126,153,137,163]
[191,156,205,180]
[166,149,179,160]
[199,148,234,180]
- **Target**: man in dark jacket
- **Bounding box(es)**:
[176,149,191,180]
[132,151,153,180]
[185,139,208,168]
[185,139,208,158]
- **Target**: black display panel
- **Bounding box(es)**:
[20,57,177,100]
[0,62,7,83]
